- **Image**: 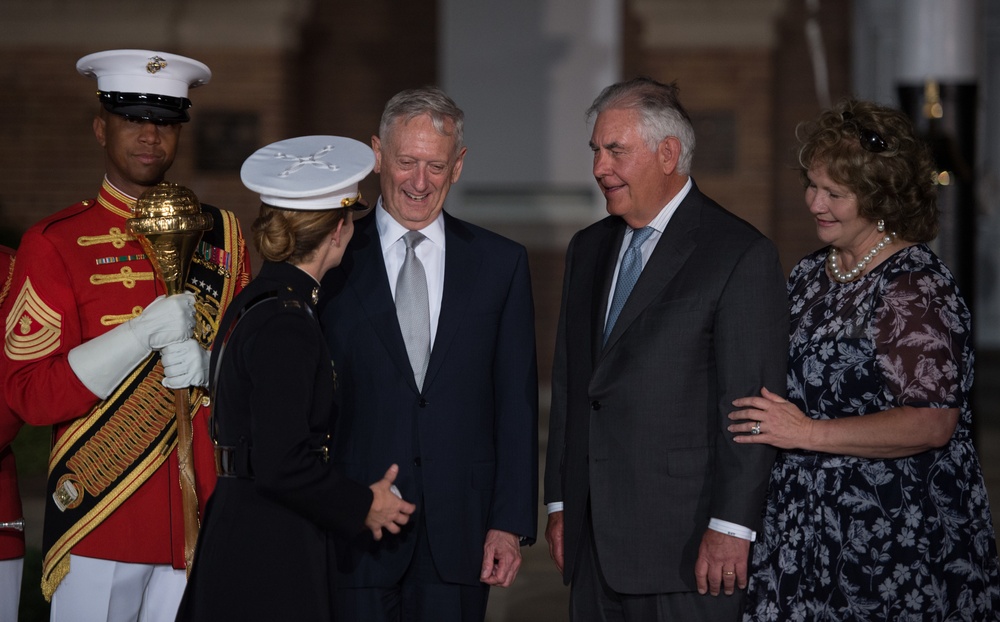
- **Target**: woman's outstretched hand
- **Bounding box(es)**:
[366,464,416,540]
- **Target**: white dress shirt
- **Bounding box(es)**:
[602,178,691,326]
[375,199,446,347]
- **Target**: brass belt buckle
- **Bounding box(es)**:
[214,444,236,477]
[213,443,224,476]
[320,434,330,463]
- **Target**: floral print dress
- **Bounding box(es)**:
[743,244,1000,622]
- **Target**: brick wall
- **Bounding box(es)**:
[291,0,438,223]
[527,247,566,390]
[0,47,288,263]
[639,47,777,238]
[771,0,853,274]
[0,48,104,244]
[618,0,853,275]
[174,47,291,256]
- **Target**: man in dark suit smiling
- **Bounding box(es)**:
[321,87,538,622]
[544,77,788,621]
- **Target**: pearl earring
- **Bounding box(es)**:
[877,219,885,233]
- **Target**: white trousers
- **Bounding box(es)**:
[0,557,23,622]
[50,555,186,622]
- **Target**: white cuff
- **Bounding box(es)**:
[68,321,150,399]
[708,518,756,542]
[546,502,564,514]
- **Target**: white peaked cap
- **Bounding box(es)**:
[241,136,376,210]
[77,49,211,99]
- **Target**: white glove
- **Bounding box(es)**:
[126,293,196,350]
[161,338,210,389]
[67,293,196,399]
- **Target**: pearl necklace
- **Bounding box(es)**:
[827,232,895,283]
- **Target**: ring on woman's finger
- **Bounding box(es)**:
[723,570,735,576]
[750,421,761,435]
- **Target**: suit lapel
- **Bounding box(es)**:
[344,213,418,389]
[591,224,623,362]
[425,213,480,388]
[600,194,700,353]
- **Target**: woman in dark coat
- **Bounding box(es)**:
[176,136,415,622]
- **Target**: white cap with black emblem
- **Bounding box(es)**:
[76,49,211,123]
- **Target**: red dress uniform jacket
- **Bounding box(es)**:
[0,245,24,561]
[2,181,249,574]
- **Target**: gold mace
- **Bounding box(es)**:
[127,181,213,575]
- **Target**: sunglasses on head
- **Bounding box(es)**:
[841,111,889,154]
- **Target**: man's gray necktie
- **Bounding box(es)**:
[396,231,431,388]
[603,226,654,345]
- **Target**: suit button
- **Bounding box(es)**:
[419,398,428,408]
[591,401,601,410]
[413,457,422,467]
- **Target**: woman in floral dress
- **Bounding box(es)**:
[730,99,1000,621]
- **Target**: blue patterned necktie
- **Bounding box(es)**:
[396,231,430,388]
[603,226,654,345]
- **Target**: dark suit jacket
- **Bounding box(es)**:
[321,209,538,587]
[544,183,788,594]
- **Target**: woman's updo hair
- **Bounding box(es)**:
[797,99,939,243]
[251,204,347,264]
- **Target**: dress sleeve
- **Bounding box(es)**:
[2,228,98,424]
[872,254,971,409]
[246,309,372,535]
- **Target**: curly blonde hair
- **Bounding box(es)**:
[797,99,939,243]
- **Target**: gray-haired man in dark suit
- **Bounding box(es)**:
[544,77,788,621]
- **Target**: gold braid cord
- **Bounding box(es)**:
[0,255,13,307]
[42,356,178,600]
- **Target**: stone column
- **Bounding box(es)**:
[895,0,979,303]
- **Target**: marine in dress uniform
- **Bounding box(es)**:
[1,50,250,622]
[0,245,24,622]
[176,136,414,622]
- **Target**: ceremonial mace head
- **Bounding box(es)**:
[127,182,214,295]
